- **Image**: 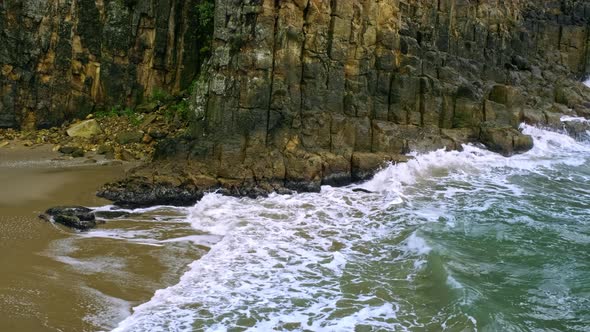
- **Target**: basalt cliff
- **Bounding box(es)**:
[0,0,204,129]
[2,1,590,206]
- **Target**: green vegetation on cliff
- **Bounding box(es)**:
[195,0,215,58]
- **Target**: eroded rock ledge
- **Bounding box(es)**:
[98,123,530,207]
[98,147,416,207]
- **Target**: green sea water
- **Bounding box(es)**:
[42,124,590,331]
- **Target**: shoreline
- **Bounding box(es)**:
[96,121,587,208]
[2,114,589,212]
[0,140,205,331]
[0,122,588,331]
[0,144,129,331]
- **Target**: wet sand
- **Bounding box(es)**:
[0,143,204,331]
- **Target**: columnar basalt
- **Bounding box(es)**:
[195,0,590,145]
[0,0,203,129]
[75,1,590,205]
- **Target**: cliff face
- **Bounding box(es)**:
[0,0,203,129]
[101,0,590,204]
[196,0,590,137]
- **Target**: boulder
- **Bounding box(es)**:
[96,144,114,155]
[116,131,144,145]
[479,124,534,156]
[555,86,584,108]
[66,119,103,138]
[58,146,76,154]
[351,152,409,181]
[562,119,590,140]
[441,128,479,149]
[320,152,352,186]
[120,149,137,161]
[522,108,546,126]
[283,151,323,192]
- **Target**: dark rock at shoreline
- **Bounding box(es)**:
[352,188,374,194]
[44,206,97,230]
[97,175,295,207]
[45,206,94,219]
[97,176,205,208]
[54,214,97,231]
[96,152,407,207]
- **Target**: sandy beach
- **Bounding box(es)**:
[0,141,207,331]
[0,142,127,330]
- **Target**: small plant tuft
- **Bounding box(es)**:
[94,105,142,126]
[150,88,173,104]
[165,99,190,122]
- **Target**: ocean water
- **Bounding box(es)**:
[74,123,590,331]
